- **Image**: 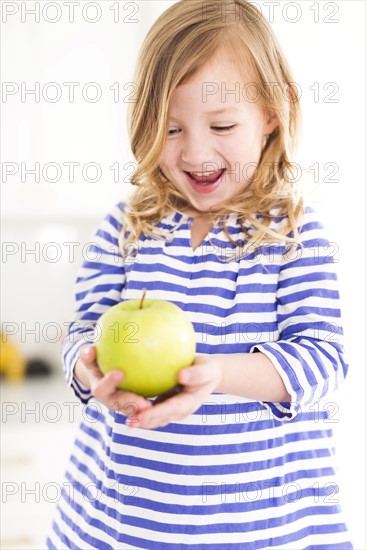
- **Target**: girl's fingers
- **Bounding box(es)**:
[110,388,153,415]
[91,369,123,398]
[178,365,218,387]
[178,356,222,391]
[79,344,97,363]
[153,384,185,405]
[77,346,153,416]
[91,369,153,414]
[132,387,201,429]
[133,363,221,429]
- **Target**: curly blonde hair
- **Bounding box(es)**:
[121,0,304,261]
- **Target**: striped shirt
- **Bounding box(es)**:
[47,201,353,549]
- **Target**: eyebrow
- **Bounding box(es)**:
[203,107,241,115]
[169,107,241,122]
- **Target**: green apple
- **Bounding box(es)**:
[94,290,196,397]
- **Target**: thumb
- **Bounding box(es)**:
[79,345,96,363]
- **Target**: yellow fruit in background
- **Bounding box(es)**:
[0,333,27,381]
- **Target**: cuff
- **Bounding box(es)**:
[249,344,302,420]
[69,371,93,404]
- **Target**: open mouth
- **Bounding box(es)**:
[185,169,225,185]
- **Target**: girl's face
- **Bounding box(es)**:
[159,51,279,216]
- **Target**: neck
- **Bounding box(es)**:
[181,207,218,221]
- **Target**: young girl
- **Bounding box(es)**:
[47,1,353,548]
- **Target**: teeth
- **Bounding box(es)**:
[186,168,225,187]
[191,171,218,176]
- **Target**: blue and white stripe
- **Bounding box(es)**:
[47,202,353,549]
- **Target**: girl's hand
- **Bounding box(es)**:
[125,355,223,430]
[74,345,153,419]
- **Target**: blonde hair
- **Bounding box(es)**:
[121,0,304,261]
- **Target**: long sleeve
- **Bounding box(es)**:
[250,208,349,419]
[61,202,126,403]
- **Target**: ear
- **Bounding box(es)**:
[263,109,279,135]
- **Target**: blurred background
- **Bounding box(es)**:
[1,1,365,548]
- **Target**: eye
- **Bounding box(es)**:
[211,125,237,132]
[167,128,181,136]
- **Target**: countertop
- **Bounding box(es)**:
[1,374,83,550]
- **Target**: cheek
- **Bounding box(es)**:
[159,144,175,170]
[223,147,262,188]
[242,163,258,182]
[228,138,263,172]
[159,150,167,167]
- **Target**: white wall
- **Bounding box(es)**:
[1,1,365,547]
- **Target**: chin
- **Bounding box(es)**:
[190,197,225,213]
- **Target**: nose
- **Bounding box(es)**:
[180,133,217,170]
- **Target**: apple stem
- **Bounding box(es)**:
[139,288,147,309]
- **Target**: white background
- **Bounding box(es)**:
[1,1,365,548]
